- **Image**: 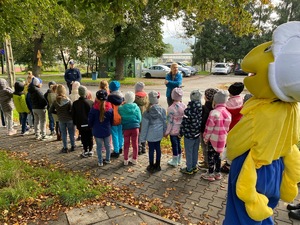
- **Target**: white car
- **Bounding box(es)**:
[142,65,171,78]
[211,63,231,75]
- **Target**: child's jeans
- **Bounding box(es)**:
[59,120,75,149]
[184,137,200,171]
[207,141,221,174]
[95,136,110,163]
[4,110,13,132]
[148,141,161,164]
[170,135,182,156]
[123,128,139,161]
[19,112,28,133]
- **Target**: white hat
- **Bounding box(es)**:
[124,91,135,103]
[268,21,300,102]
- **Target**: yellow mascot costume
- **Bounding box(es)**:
[223,21,300,225]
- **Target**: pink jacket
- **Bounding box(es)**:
[165,101,186,136]
[203,103,232,153]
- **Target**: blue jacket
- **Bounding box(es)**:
[165,72,182,98]
[140,104,166,142]
[64,68,81,84]
[88,106,113,138]
[118,103,141,130]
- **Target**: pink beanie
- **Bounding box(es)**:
[171,87,183,101]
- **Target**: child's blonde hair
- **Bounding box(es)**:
[99,80,109,92]
[56,84,67,103]
[50,84,58,93]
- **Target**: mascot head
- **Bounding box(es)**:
[242,21,300,102]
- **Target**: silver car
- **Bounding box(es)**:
[164,63,191,77]
[142,65,171,78]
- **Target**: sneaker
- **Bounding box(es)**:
[104,160,111,164]
[87,151,93,157]
[192,167,199,174]
[131,159,137,165]
[22,131,30,136]
[198,162,208,169]
[214,172,222,180]
[35,135,42,140]
[124,160,129,166]
[50,130,56,136]
[146,165,155,173]
[201,172,216,181]
[70,146,76,152]
[220,163,230,173]
[180,167,194,175]
[119,148,123,154]
[98,162,103,167]
[41,135,52,141]
[80,152,88,158]
[60,147,68,153]
[8,129,17,136]
[110,152,120,158]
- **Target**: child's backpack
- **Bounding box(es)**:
[112,104,121,126]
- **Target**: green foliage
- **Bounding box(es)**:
[0,151,109,210]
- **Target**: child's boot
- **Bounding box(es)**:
[146,162,155,173]
[177,154,182,166]
[154,160,161,172]
[141,142,146,154]
[168,156,178,167]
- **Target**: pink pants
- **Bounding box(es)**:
[123,128,139,161]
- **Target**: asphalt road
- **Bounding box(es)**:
[41,74,247,109]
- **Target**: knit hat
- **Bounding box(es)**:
[190,90,202,102]
[213,90,229,104]
[243,93,253,103]
[32,77,40,87]
[171,87,183,101]
[148,91,160,105]
[78,85,87,97]
[228,82,244,96]
[124,91,135,103]
[109,81,120,92]
[72,81,80,91]
[204,88,218,102]
[135,82,145,92]
[14,81,24,93]
[96,89,108,100]
[48,81,56,88]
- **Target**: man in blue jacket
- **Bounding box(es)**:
[64,60,81,94]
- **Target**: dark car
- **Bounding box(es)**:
[234,63,248,76]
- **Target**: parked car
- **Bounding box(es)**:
[234,63,248,76]
[142,65,171,78]
[164,62,191,77]
[176,62,198,75]
[211,63,231,75]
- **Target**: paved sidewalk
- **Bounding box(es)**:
[1,127,300,225]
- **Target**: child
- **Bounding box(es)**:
[88,90,113,166]
[199,88,218,169]
[49,84,75,153]
[134,82,149,155]
[99,80,109,93]
[201,90,231,181]
[107,81,124,158]
[0,78,16,135]
[24,72,34,129]
[118,91,142,165]
[179,90,202,174]
[69,81,80,103]
[13,81,30,135]
[165,87,186,167]
[72,85,94,158]
[140,91,166,173]
[47,84,61,141]
[44,81,56,135]
[28,77,51,140]
[220,82,244,173]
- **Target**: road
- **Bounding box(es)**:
[41,74,247,109]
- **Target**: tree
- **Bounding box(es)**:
[164,44,174,54]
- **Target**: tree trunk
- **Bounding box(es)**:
[32,34,44,77]
[3,36,15,88]
[115,56,124,80]
[60,49,68,70]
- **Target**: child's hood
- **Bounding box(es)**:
[14,81,25,95]
[93,100,112,111]
[0,78,8,90]
[148,104,164,120]
[56,96,71,106]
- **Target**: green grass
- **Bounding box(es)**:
[0,151,109,212]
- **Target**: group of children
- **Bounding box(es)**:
[0,74,251,179]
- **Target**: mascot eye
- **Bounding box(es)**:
[264,45,272,53]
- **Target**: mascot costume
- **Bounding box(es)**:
[223,21,300,225]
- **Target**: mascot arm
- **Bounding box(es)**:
[280,145,300,202]
[236,152,273,221]
[227,114,253,161]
